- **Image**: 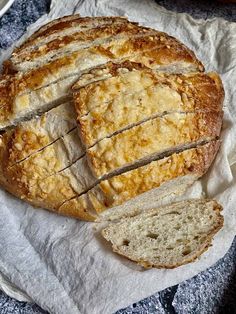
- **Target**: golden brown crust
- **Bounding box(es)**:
[93,141,220,212]
[72,61,147,90]
[86,111,222,178]
[0,19,207,128]
[0,124,50,168]
[73,63,223,111]
[0,101,76,167]
[0,16,225,223]
[0,172,95,221]
[31,31,202,85]
[1,127,87,205]
[0,140,95,221]
[2,139,219,219]
[13,16,128,53]
[59,141,220,215]
[3,144,65,198]
[15,23,150,63]
[24,14,82,40]
[73,62,224,148]
[8,17,203,73]
[92,32,204,71]
[58,195,96,221]
[0,76,14,123]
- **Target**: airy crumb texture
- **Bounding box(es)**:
[102,199,223,268]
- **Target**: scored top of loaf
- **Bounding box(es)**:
[0,15,224,221]
[72,61,224,148]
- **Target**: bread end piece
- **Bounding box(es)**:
[101,199,223,268]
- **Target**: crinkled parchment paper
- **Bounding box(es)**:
[0,1,236,313]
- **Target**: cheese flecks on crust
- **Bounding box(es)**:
[9,30,203,91]
[73,62,224,147]
[59,141,220,216]
[8,21,203,73]
[0,16,224,222]
[11,16,129,59]
[2,152,96,214]
[0,27,205,129]
[12,23,153,67]
[86,111,222,178]
[3,128,85,195]
[0,101,77,166]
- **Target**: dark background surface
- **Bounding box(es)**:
[0,0,235,313]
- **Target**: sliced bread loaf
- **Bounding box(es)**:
[86,111,222,178]
[0,20,204,130]
[0,16,224,222]
[10,16,129,65]
[12,25,154,73]
[73,62,223,147]
[0,140,219,221]
[0,101,76,167]
[59,141,220,219]
[101,199,223,268]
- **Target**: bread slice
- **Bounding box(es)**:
[0,28,204,129]
[10,16,129,62]
[101,199,223,268]
[73,62,224,147]
[86,111,222,178]
[3,110,220,204]
[0,160,96,222]
[0,101,77,166]
[12,24,153,72]
[8,19,203,73]
[25,14,82,40]
[0,74,76,130]
[3,128,86,195]
[97,174,198,222]
[0,139,219,221]
[59,141,220,218]
[0,149,96,215]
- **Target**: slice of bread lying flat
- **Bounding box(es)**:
[102,199,223,268]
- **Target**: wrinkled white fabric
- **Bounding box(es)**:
[0,1,235,313]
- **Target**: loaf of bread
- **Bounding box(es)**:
[0,15,224,223]
[0,15,225,267]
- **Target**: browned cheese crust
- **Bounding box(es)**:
[59,141,220,216]
[86,111,223,178]
[73,61,224,148]
[13,16,128,53]
[13,23,151,64]
[0,16,225,222]
[0,27,205,128]
[0,137,95,221]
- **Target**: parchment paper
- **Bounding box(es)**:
[0,1,236,313]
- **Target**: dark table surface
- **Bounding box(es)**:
[0,0,235,313]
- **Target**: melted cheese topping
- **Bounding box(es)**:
[75,67,221,148]
[88,143,212,212]
[88,112,217,177]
